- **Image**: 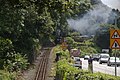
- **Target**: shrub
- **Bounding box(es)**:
[65,37,75,48]
[77,72,120,80]
[0,37,29,72]
[0,38,14,69]
[56,59,79,80]
[4,53,29,72]
[0,70,16,80]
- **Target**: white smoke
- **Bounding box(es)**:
[67,3,115,35]
[101,0,120,11]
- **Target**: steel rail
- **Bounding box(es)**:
[34,48,50,80]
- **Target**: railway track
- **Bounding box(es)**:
[34,48,51,80]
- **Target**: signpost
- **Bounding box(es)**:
[110,30,120,49]
[110,29,120,76]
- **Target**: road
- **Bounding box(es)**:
[81,58,120,76]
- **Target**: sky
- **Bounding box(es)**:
[101,0,120,11]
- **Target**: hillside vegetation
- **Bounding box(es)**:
[0,0,92,79]
[0,0,120,79]
[53,46,120,80]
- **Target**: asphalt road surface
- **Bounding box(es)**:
[81,58,120,76]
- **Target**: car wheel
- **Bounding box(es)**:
[107,64,110,66]
[79,66,82,69]
[99,61,102,64]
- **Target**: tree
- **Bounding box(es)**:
[0,0,92,64]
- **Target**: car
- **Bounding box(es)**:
[84,55,90,60]
[107,57,120,66]
[92,54,99,61]
[99,53,110,64]
[70,49,80,57]
[73,57,82,68]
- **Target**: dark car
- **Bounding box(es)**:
[92,54,99,61]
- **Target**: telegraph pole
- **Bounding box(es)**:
[115,17,117,76]
[115,49,117,76]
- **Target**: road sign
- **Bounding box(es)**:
[110,29,120,76]
[111,40,120,49]
[111,30,120,39]
[110,29,120,49]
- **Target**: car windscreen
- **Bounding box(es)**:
[76,59,80,61]
[93,55,99,57]
[110,57,119,60]
[101,55,109,58]
[85,55,89,57]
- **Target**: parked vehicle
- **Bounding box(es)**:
[99,53,110,64]
[107,57,120,66]
[84,55,90,60]
[73,57,82,68]
[92,54,99,61]
[70,48,80,57]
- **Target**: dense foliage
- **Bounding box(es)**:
[0,37,28,71]
[0,70,16,80]
[1,0,120,79]
[54,46,120,80]
[0,0,91,62]
[65,35,99,57]
[0,0,92,79]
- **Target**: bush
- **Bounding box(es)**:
[0,70,16,80]
[0,37,29,72]
[76,72,120,80]
[56,63,120,80]
[56,59,79,80]
[4,53,29,72]
[0,38,14,69]
[65,37,75,48]
[54,45,70,59]
[80,46,97,57]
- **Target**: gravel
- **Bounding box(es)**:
[20,48,56,80]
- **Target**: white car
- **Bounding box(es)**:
[84,55,90,60]
[99,53,110,64]
[73,57,82,68]
[107,57,120,66]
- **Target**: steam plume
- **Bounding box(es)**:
[67,2,116,35]
[101,0,120,11]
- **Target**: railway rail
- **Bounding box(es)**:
[34,48,51,80]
